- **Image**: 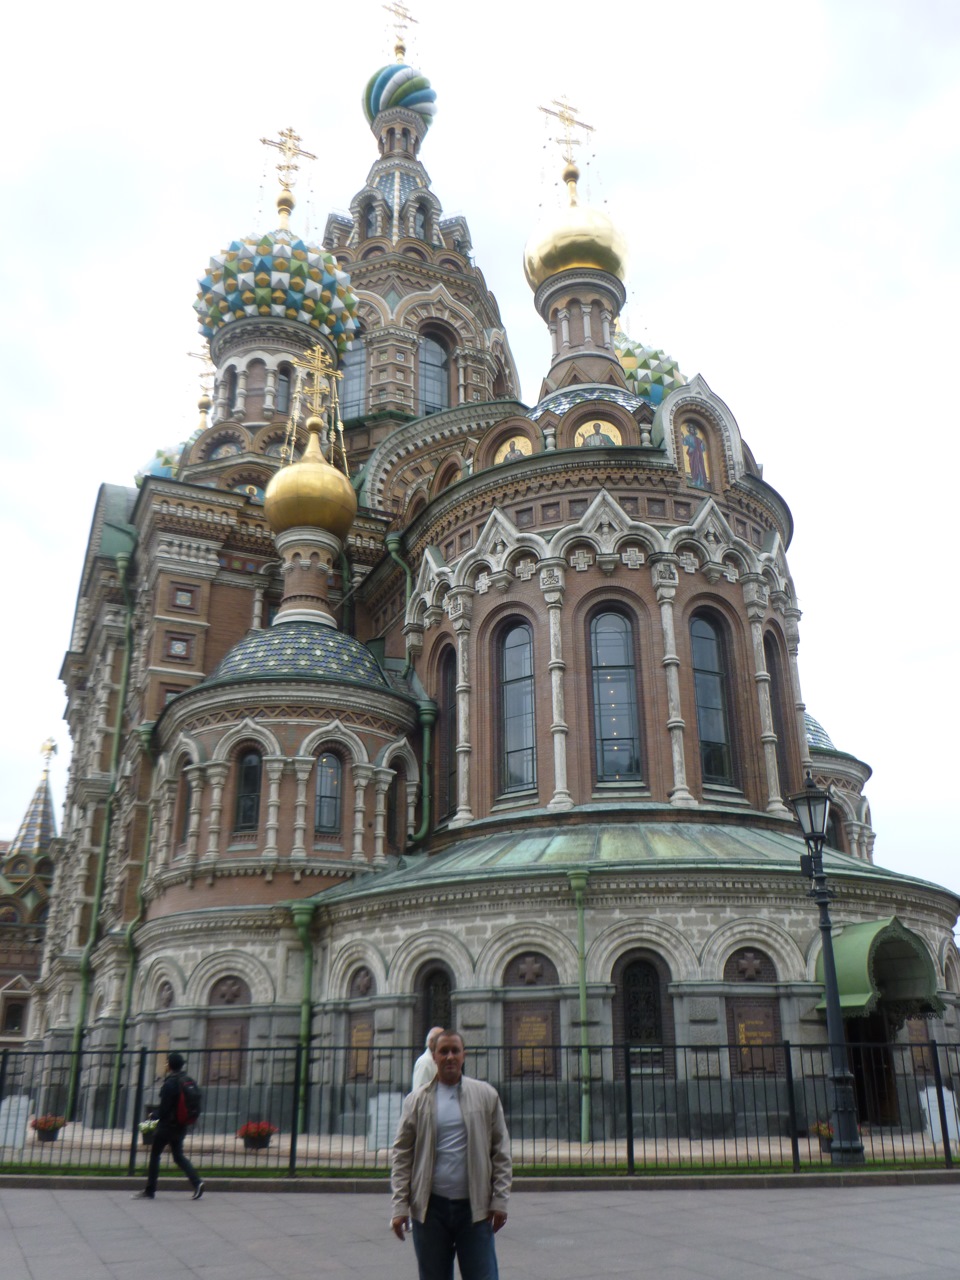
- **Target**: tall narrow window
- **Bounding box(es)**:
[691,615,734,786]
[178,773,192,847]
[314,753,341,834]
[419,334,450,415]
[763,632,791,797]
[225,367,238,414]
[234,750,262,831]
[437,648,458,821]
[414,205,426,239]
[340,336,366,419]
[275,364,292,415]
[500,623,536,794]
[364,204,377,238]
[591,611,642,782]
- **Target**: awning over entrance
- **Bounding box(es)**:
[815,916,945,1019]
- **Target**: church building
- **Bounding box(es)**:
[34,29,960,1139]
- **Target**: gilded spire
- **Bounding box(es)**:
[260,126,317,230]
[383,1,417,61]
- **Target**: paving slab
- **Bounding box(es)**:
[1,1184,960,1279]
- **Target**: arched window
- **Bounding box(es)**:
[590,611,643,783]
[690,614,735,786]
[437,648,458,822]
[364,204,377,238]
[234,749,262,831]
[315,753,341,835]
[3,1001,25,1034]
[386,765,406,853]
[499,622,536,795]
[414,964,454,1045]
[275,364,292,415]
[178,771,192,849]
[613,950,675,1076]
[419,334,450,415]
[503,953,560,1077]
[825,806,845,852]
[414,205,426,239]
[224,367,238,414]
[340,335,366,419]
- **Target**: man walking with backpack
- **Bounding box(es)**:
[133,1051,204,1200]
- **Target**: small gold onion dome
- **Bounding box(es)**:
[524,161,628,290]
[264,417,357,541]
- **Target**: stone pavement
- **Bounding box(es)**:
[2,1181,960,1279]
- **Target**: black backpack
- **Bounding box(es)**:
[175,1074,202,1126]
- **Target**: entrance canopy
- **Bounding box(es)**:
[815,916,945,1019]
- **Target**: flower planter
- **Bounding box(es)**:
[36,1129,60,1143]
[243,1135,271,1150]
[819,1136,833,1153]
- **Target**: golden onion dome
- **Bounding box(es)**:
[264,418,357,541]
[524,162,628,291]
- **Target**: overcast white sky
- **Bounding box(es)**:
[1,1,957,895]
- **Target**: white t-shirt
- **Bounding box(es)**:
[432,1082,468,1199]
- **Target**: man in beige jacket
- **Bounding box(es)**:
[391,1030,511,1279]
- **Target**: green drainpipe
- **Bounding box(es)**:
[384,533,414,678]
[108,728,155,1127]
[409,701,437,848]
[567,869,591,1144]
[289,900,318,1133]
[67,548,136,1119]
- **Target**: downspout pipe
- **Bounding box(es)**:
[108,727,155,1127]
[289,900,318,1134]
[384,532,414,678]
[567,869,591,1144]
[68,546,136,1119]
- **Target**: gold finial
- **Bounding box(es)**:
[289,345,348,475]
[188,349,215,429]
[383,1,417,61]
[41,739,58,775]
[260,126,317,229]
[539,97,594,203]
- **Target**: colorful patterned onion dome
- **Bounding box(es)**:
[363,63,437,128]
[135,445,182,486]
[194,229,360,353]
[614,330,686,405]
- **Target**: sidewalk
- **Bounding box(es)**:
[3,1182,959,1279]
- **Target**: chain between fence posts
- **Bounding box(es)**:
[782,1041,801,1173]
[289,1044,302,1177]
[622,1043,635,1175]
[127,1047,148,1178]
[929,1039,953,1169]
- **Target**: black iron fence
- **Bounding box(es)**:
[1,1039,958,1175]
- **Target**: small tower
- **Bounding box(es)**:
[525,100,629,394]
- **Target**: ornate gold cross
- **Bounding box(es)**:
[539,97,594,166]
[383,1,417,60]
[260,126,317,193]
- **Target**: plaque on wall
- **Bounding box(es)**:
[349,1018,374,1079]
[732,1001,777,1073]
[507,1004,557,1077]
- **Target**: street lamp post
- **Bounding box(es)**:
[788,773,865,1166]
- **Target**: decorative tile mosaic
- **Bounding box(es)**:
[206,620,388,690]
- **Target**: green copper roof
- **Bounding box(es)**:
[814,916,945,1017]
[316,821,947,903]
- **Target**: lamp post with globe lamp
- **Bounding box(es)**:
[788,773,865,1165]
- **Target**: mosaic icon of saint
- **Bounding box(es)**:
[682,424,710,488]
[495,436,532,464]
[576,420,621,448]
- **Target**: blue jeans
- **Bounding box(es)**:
[411,1194,499,1280]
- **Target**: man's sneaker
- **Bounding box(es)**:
[131,1191,154,1199]
[192,1182,204,1200]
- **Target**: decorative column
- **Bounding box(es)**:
[541,561,573,810]
[291,757,314,858]
[372,767,393,867]
[742,575,790,816]
[351,763,374,862]
[447,589,475,827]
[184,763,205,864]
[235,367,248,418]
[263,757,285,859]
[651,557,696,807]
[263,368,277,418]
[203,763,229,861]
[157,779,176,868]
[783,606,811,770]
[580,304,593,346]
[405,779,418,839]
[252,584,265,630]
[558,308,570,349]
[456,351,466,405]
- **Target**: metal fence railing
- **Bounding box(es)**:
[1,1039,957,1176]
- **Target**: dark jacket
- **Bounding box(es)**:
[155,1070,185,1131]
